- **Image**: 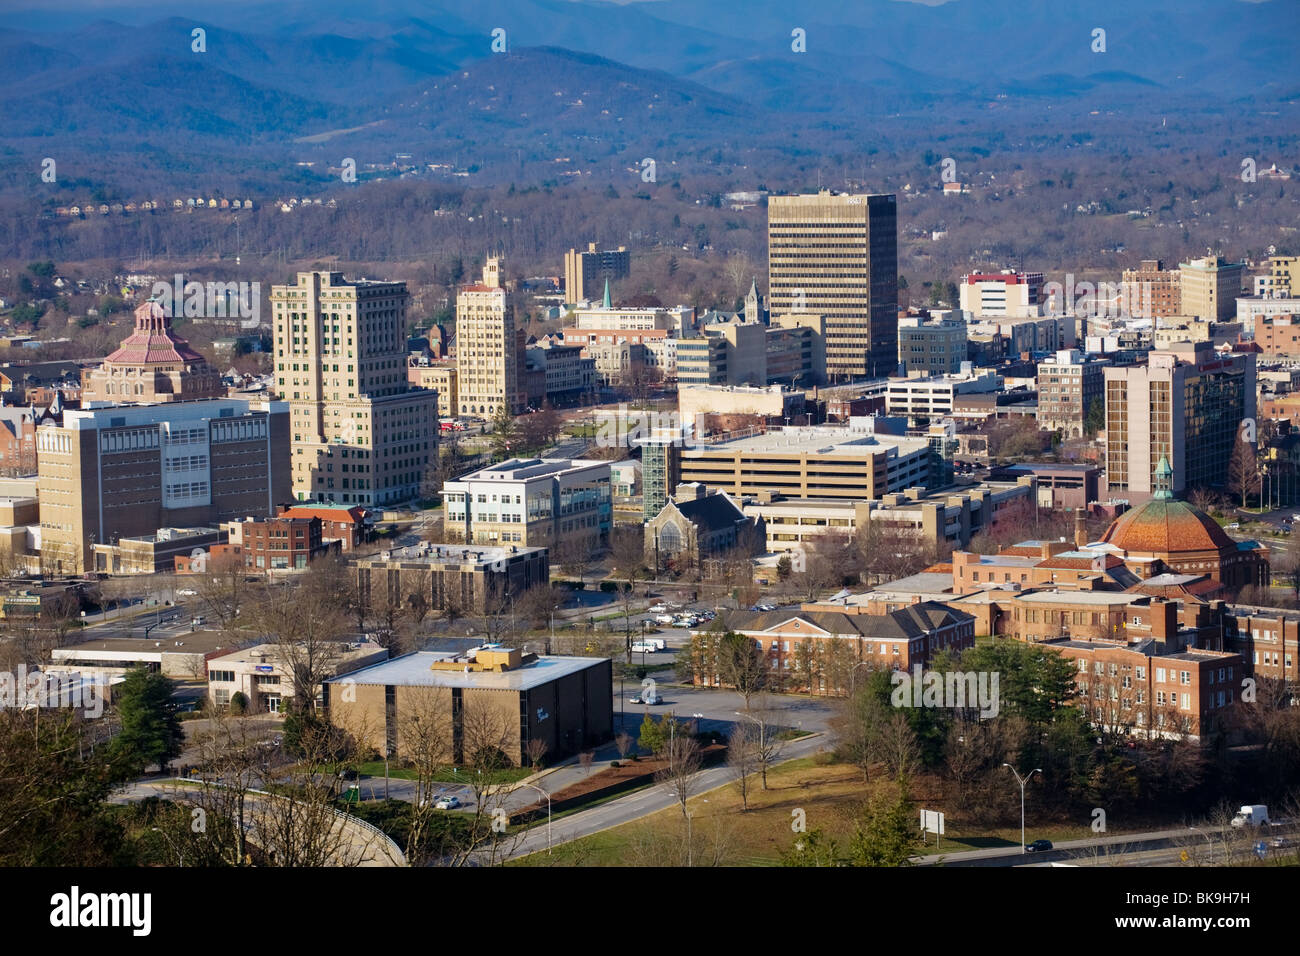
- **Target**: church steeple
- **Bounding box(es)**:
[1153,455,1174,500]
[602,278,612,309]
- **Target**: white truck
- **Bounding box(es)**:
[1231,805,1270,827]
[630,639,667,653]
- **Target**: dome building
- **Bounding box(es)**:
[81,299,224,405]
[1092,457,1268,594]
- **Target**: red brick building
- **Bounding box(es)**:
[275,502,367,551]
[221,515,338,572]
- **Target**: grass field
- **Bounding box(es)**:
[514,755,1105,866]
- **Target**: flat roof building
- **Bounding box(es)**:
[324,647,613,766]
[678,424,932,503]
[443,457,611,552]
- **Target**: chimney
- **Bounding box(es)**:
[1074,508,1088,549]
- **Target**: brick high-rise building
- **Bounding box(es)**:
[36,398,290,574]
[564,242,630,304]
[1121,259,1182,319]
[767,191,898,380]
[271,271,437,508]
[1036,349,1109,439]
[455,258,524,417]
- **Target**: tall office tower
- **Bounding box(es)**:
[456,257,523,417]
[1179,256,1246,322]
[767,191,898,380]
[271,271,437,508]
[1103,342,1255,502]
[564,242,631,304]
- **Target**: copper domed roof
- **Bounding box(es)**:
[1100,497,1236,555]
[104,299,209,366]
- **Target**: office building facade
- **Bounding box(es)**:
[767,191,898,380]
[272,271,437,508]
[37,398,289,574]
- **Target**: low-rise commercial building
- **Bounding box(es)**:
[324,647,613,765]
[443,458,611,551]
[207,640,389,713]
[352,542,549,615]
[92,526,226,575]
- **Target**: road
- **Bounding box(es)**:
[112,778,406,866]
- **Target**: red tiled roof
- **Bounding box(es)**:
[1100,497,1235,555]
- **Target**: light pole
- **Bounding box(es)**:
[735,710,768,789]
[1003,763,1041,853]
[512,782,553,854]
[847,660,873,697]
[151,827,185,867]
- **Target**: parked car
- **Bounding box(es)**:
[1025,839,1053,853]
[630,641,657,653]
[654,614,675,625]
[629,693,663,705]
[177,588,198,597]
[1225,522,1240,530]
[434,795,461,810]
[648,603,669,614]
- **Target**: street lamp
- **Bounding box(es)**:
[847,660,873,696]
[512,782,553,854]
[151,827,185,867]
[1002,763,1041,854]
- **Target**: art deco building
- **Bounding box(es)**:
[81,299,223,404]
[271,271,437,508]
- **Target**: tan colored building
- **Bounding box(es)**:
[207,640,389,713]
[1179,256,1246,322]
[37,398,290,575]
[1252,314,1300,358]
[1103,342,1255,500]
[407,359,457,417]
[679,424,931,503]
[1035,349,1108,439]
[455,258,523,416]
[748,480,1036,554]
[81,299,224,405]
[324,648,613,766]
[767,191,898,380]
[272,270,438,508]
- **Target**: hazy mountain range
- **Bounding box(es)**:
[0,0,1295,196]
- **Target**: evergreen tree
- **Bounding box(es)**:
[110,668,183,776]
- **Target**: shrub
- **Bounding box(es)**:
[599,581,617,592]
[610,760,621,768]
[229,692,248,715]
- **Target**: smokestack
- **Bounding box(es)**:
[1074,507,1088,549]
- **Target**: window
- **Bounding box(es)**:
[209,670,235,683]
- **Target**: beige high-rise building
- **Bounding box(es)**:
[1179,256,1246,322]
[455,258,523,417]
[271,271,437,508]
[1103,341,1255,502]
[767,191,898,381]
